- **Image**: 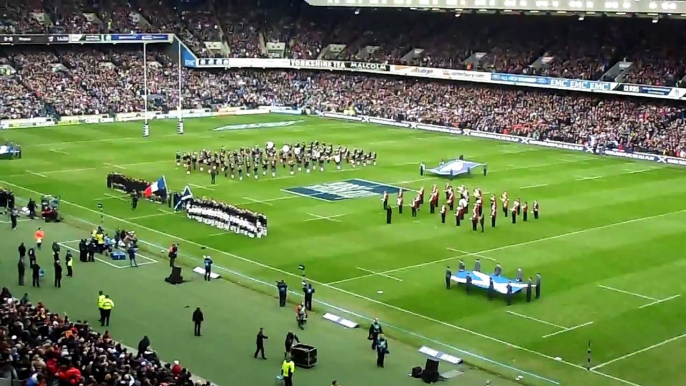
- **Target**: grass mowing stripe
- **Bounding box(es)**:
[371,208,686,276]
[590,332,686,371]
[0,179,647,386]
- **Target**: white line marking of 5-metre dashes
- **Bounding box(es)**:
[0,180,660,386]
[505,311,594,339]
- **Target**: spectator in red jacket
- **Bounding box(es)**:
[172,360,182,376]
[56,364,82,385]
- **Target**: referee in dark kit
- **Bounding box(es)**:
[131,191,139,210]
[254,327,268,359]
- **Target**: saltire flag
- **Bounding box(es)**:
[174,185,193,211]
[144,176,167,197]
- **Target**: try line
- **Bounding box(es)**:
[1,179,664,386]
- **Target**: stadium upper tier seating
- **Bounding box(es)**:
[1,0,685,87]
[1,0,685,158]
[0,287,198,386]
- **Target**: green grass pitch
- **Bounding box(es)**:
[2,114,686,386]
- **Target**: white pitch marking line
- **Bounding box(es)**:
[505,311,567,329]
[104,193,127,201]
[542,321,594,339]
[399,177,435,184]
[189,183,214,190]
[576,176,602,181]
[236,196,297,206]
[446,247,497,261]
[590,332,686,371]
[26,170,47,178]
[597,285,658,301]
[0,218,31,224]
[281,188,333,203]
[242,196,273,206]
[356,267,403,282]
[104,162,126,170]
[135,252,158,264]
[128,212,174,220]
[639,294,681,309]
[0,179,644,386]
[59,243,122,269]
[49,149,69,155]
[373,208,686,277]
[304,213,345,223]
[624,168,652,174]
[521,183,549,189]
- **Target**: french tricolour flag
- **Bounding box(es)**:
[144,176,167,197]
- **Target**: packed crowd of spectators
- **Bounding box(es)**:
[0,287,200,386]
[296,72,686,156]
[2,48,685,157]
[0,47,194,116]
[0,74,45,120]
[3,0,686,87]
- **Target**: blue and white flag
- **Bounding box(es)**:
[174,185,193,211]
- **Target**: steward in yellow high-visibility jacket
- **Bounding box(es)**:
[101,295,114,327]
[281,357,295,386]
[97,291,105,323]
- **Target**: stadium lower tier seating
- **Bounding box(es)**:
[0,287,197,386]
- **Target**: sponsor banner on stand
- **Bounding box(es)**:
[288,59,390,72]
[213,107,269,116]
[270,107,304,115]
[60,114,111,124]
[103,34,171,42]
[116,109,211,121]
[69,34,103,43]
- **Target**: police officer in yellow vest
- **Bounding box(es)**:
[97,291,105,323]
[65,250,73,277]
[281,356,295,386]
[101,295,114,327]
